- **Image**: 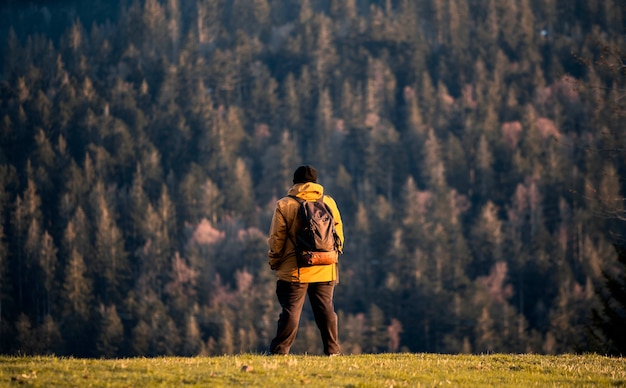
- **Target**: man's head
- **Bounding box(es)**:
[293,165,318,184]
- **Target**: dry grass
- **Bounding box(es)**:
[1,353,625,387]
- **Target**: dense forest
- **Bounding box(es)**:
[0,0,624,357]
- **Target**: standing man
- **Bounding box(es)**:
[267,165,344,356]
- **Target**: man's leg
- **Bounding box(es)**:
[269,280,307,355]
[308,282,339,355]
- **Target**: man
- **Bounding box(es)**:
[267,165,344,356]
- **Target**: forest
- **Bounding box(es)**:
[0,0,624,357]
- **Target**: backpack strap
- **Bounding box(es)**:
[285,195,301,248]
[288,195,303,204]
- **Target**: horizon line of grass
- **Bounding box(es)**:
[1,352,625,387]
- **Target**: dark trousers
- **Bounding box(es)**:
[269,280,339,355]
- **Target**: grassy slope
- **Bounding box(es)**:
[1,353,625,387]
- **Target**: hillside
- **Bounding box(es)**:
[0,0,624,357]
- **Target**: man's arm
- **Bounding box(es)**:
[267,203,288,269]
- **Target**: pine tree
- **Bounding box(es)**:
[0,224,8,351]
[260,130,298,201]
[249,63,280,128]
[96,304,124,358]
[548,279,595,353]
[591,244,626,355]
[11,177,43,316]
[38,230,58,317]
[91,181,129,303]
[218,317,235,355]
[196,0,223,48]
[134,184,176,297]
[312,14,337,87]
[36,315,63,355]
[131,320,151,356]
[312,87,334,171]
[62,248,92,321]
[165,252,197,318]
[63,207,92,268]
[165,0,182,59]
[181,314,205,356]
[475,134,495,200]
[423,129,447,192]
[365,304,388,353]
[230,0,270,37]
[282,73,302,131]
[338,312,365,354]
[451,0,471,51]
[474,307,496,353]
[470,201,503,277]
[15,313,37,354]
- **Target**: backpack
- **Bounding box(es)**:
[289,195,339,267]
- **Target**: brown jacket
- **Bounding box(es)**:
[267,182,344,283]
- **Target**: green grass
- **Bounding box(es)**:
[1,353,624,387]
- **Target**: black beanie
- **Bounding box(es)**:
[293,165,318,184]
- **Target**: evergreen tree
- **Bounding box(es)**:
[218,317,235,355]
[96,304,124,358]
[165,252,198,318]
[181,314,205,356]
[548,279,595,353]
[260,130,298,201]
[591,245,626,355]
[423,129,447,192]
[470,201,503,277]
[131,320,151,356]
[63,207,92,269]
[38,230,58,317]
[475,134,495,201]
[365,304,388,353]
[474,307,496,353]
[11,176,43,316]
[36,315,63,355]
[62,248,92,321]
[15,314,36,354]
[90,181,129,303]
[0,223,7,350]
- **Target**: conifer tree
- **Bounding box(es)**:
[0,223,7,347]
[131,320,151,356]
[591,245,626,355]
[38,230,58,317]
[96,304,124,358]
[181,314,205,356]
[470,201,503,277]
[63,207,91,268]
[11,177,43,315]
[260,130,298,201]
[282,73,302,131]
[62,248,92,321]
[142,0,167,56]
[91,181,129,303]
[475,134,495,201]
[218,317,235,355]
[474,307,496,353]
[15,314,36,354]
[36,315,63,355]
[365,304,388,353]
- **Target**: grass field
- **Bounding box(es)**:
[1,353,625,387]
